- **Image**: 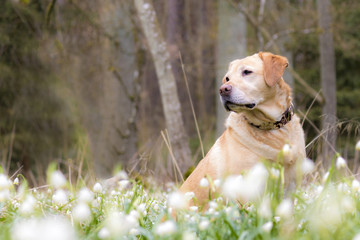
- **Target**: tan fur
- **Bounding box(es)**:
[179,52,306,207]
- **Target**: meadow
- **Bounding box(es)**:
[0,143,359,240]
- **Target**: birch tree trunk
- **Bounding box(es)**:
[135,0,192,175]
[216,0,247,137]
[317,0,337,169]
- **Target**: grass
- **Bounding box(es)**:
[0,150,360,240]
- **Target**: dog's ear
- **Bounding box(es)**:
[258,52,288,87]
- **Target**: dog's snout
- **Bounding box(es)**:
[219,84,232,96]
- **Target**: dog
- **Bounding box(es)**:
[179,52,306,206]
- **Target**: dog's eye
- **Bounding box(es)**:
[242,70,253,76]
[225,77,230,82]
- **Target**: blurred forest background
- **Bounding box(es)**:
[1,0,360,186]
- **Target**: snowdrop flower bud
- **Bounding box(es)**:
[168,192,187,210]
[155,220,177,236]
[78,188,94,203]
[119,180,130,190]
[302,158,315,174]
[20,195,36,215]
[322,172,329,183]
[52,189,68,205]
[213,179,221,188]
[13,177,19,186]
[50,171,66,189]
[356,141,360,151]
[199,178,209,188]
[129,228,140,236]
[93,182,103,193]
[98,227,110,239]
[199,219,210,230]
[189,206,198,212]
[72,202,91,222]
[276,199,293,219]
[270,168,280,179]
[137,203,146,213]
[262,221,273,233]
[352,179,360,192]
[282,144,291,156]
[258,197,272,218]
[336,156,347,169]
[0,174,11,190]
[184,191,195,201]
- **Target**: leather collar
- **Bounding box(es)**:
[247,104,294,130]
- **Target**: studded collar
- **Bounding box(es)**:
[247,103,294,130]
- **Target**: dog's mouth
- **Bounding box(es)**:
[224,102,256,112]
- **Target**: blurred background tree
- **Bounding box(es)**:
[1,0,360,185]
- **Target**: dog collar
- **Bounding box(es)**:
[248,104,294,130]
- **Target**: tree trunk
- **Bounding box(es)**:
[317,0,337,169]
[216,0,247,137]
[135,0,192,175]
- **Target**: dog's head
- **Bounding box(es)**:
[220,52,289,113]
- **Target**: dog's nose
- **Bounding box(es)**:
[219,84,232,96]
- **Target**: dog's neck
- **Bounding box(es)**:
[240,79,293,130]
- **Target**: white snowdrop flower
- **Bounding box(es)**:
[72,202,91,222]
[276,199,293,219]
[352,179,360,191]
[12,216,76,240]
[354,233,360,240]
[126,214,139,229]
[116,170,128,179]
[119,180,130,189]
[0,189,10,202]
[184,191,195,201]
[282,144,291,157]
[50,171,66,189]
[356,141,360,151]
[199,219,210,230]
[317,185,324,194]
[78,188,94,203]
[0,174,11,190]
[105,212,133,236]
[182,231,197,240]
[258,196,272,218]
[129,228,140,236]
[270,168,280,179]
[199,178,209,188]
[207,207,215,214]
[216,197,223,203]
[301,158,315,174]
[222,175,243,200]
[341,196,355,213]
[213,179,221,188]
[111,190,117,196]
[20,195,36,215]
[98,227,110,239]
[225,163,268,201]
[322,172,330,183]
[155,220,177,236]
[209,201,218,209]
[130,210,140,219]
[137,203,146,213]
[336,156,347,169]
[13,177,19,185]
[189,206,198,212]
[261,221,273,233]
[52,189,68,205]
[168,192,187,210]
[93,182,103,193]
[274,216,281,223]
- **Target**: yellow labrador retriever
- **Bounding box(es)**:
[179,52,306,206]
